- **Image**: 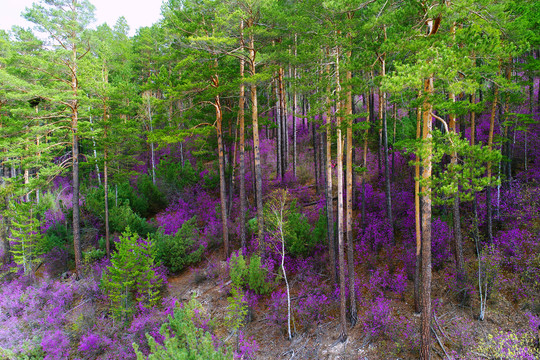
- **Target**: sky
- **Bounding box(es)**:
[0,0,164,37]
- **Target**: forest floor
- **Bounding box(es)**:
[161,179,538,360]
[164,253,533,359]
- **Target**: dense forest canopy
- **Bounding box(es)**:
[0,0,539,359]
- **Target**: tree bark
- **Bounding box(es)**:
[335,44,347,342]
[216,93,229,258]
[279,67,288,175]
[486,79,499,244]
[103,100,110,259]
[249,32,264,242]
[275,76,283,180]
[420,74,433,360]
[448,35,466,300]
[280,67,288,170]
[414,94,422,314]
[345,32,357,326]
[313,121,319,193]
[239,20,247,251]
[293,34,298,178]
[71,41,82,279]
[325,57,337,284]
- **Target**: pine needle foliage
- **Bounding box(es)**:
[101,228,163,321]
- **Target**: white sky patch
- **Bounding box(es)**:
[0,0,164,37]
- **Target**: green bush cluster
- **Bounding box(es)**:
[133,297,232,360]
[83,248,105,264]
[109,204,155,236]
[152,217,204,273]
[284,203,326,257]
[136,174,167,214]
[229,250,272,295]
[40,224,70,254]
[85,178,167,221]
[156,158,198,191]
[101,228,163,321]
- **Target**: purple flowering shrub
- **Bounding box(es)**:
[362,297,393,339]
[155,198,193,235]
[267,289,288,329]
[234,330,259,360]
[0,273,100,358]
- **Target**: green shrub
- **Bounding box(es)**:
[229,251,272,295]
[133,297,232,360]
[280,202,326,257]
[229,250,248,288]
[247,255,272,295]
[137,174,167,214]
[109,204,155,236]
[285,204,313,257]
[202,169,220,190]
[101,228,163,321]
[153,217,203,273]
[312,209,327,244]
[40,224,70,254]
[85,183,149,219]
[226,286,248,332]
[156,158,198,191]
[117,182,149,217]
[83,248,105,264]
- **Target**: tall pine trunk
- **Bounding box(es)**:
[71,43,82,279]
[414,94,422,314]
[213,72,229,258]
[239,21,247,251]
[325,57,337,284]
[345,32,357,325]
[103,101,110,259]
[335,44,347,342]
[293,34,298,178]
[275,77,283,179]
[420,18,439,358]
[420,74,433,360]
[249,32,264,241]
[486,78,499,244]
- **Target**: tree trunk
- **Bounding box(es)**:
[486,80,499,244]
[280,67,288,171]
[312,121,319,193]
[448,53,466,301]
[89,114,101,186]
[239,21,247,251]
[275,77,283,180]
[414,95,422,314]
[325,58,337,284]
[215,88,229,258]
[345,35,357,326]
[420,74,433,360]
[381,86,394,243]
[71,43,82,279]
[103,101,110,259]
[249,33,264,242]
[146,97,157,185]
[293,34,298,178]
[335,44,347,342]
